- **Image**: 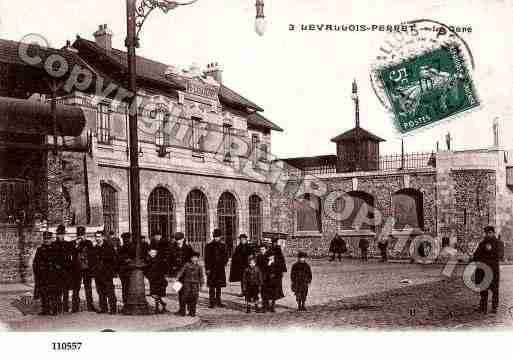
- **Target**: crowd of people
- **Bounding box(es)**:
[32,225,313,318]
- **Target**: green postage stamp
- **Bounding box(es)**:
[378,44,479,134]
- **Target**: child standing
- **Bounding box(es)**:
[290,251,312,311]
[175,251,204,317]
[242,255,263,313]
[146,247,169,314]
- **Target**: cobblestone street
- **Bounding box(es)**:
[1,259,512,331]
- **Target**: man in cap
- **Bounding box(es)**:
[53,224,73,313]
[204,228,229,308]
[33,231,59,315]
[170,232,193,316]
[472,226,504,314]
[70,226,96,312]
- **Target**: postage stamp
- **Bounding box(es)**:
[377,44,479,134]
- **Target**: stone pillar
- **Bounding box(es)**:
[46,152,65,225]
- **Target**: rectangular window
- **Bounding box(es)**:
[223,123,232,161]
[260,143,268,162]
[155,111,170,147]
[96,103,111,144]
[251,134,259,165]
[191,117,203,152]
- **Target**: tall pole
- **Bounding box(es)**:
[123,0,149,315]
[352,79,361,171]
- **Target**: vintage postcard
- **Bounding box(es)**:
[0,0,512,354]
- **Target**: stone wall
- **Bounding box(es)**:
[0,226,42,283]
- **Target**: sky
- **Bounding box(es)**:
[0,0,512,158]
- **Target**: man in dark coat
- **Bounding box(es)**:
[170,232,194,316]
[291,251,312,311]
[117,232,133,305]
[229,234,254,296]
[53,224,73,313]
[329,233,347,261]
[359,237,369,261]
[33,231,59,315]
[377,237,389,262]
[261,253,285,312]
[146,233,171,314]
[70,226,96,312]
[472,226,504,314]
[204,228,229,308]
[92,231,118,314]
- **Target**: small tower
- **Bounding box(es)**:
[331,80,385,172]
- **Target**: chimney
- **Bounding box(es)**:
[93,24,113,52]
[205,62,223,83]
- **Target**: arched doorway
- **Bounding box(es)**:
[336,191,375,231]
[217,192,238,255]
[148,187,175,241]
[249,194,263,245]
[392,188,424,230]
[101,183,118,235]
[185,189,209,256]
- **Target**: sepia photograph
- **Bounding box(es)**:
[0,0,512,355]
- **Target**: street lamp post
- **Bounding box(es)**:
[123,0,265,315]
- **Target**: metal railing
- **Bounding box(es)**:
[286,152,436,176]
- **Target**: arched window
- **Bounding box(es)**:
[101,183,118,235]
[392,188,424,230]
[185,189,209,256]
[148,187,175,240]
[249,195,263,244]
[296,193,322,232]
[0,179,31,224]
[335,191,375,231]
[218,192,238,255]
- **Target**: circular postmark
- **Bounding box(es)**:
[370,19,478,135]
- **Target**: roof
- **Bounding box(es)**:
[247,112,283,132]
[0,38,92,74]
[330,127,385,143]
[281,154,337,169]
[72,37,265,111]
[0,96,86,136]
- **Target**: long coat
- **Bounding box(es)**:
[170,242,194,277]
[204,240,229,288]
[91,244,118,282]
[329,235,347,253]
[261,258,285,301]
[176,262,205,303]
[268,244,287,274]
[229,243,255,283]
[290,262,312,294]
[70,239,95,280]
[33,244,60,298]
[52,240,74,289]
[145,246,170,298]
[472,236,504,290]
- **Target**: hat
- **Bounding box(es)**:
[56,224,66,235]
[191,251,200,258]
[152,231,162,236]
[121,232,131,240]
[484,226,495,233]
[212,228,222,238]
[76,226,86,236]
[96,230,105,236]
[271,238,279,243]
[43,231,53,240]
[174,232,185,240]
[297,251,308,258]
[239,234,248,239]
